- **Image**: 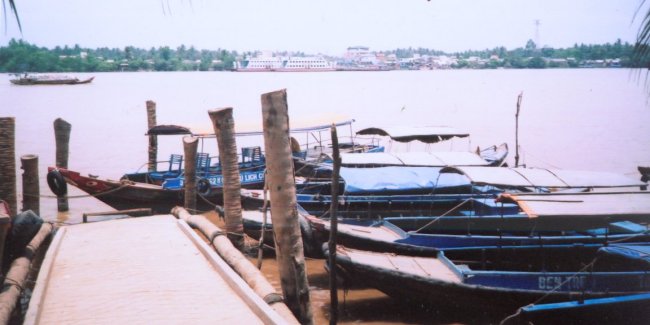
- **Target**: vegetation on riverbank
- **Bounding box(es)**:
[0,38,642,73]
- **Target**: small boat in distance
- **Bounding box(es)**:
[9,73,94,85]
[234,56,336,72]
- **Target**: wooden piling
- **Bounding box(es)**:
[515,92,523,167]
[328,125,341,325]
[171,207,299,324]
[21,154,40,215]
[208,108,245,251]
[0,222,54,324]
[183,136,199,212]
[54,118,71,212]
[146,100,158,172]
[0,117,17,216]
[260,89,313,324]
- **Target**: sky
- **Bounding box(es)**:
[0,0,646,55]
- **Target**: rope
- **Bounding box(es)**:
[498,308,523,325]
[606,230,650,244]
[257,171,270,269]
[26,182,132,199]
[530,257,599,306]
[2,278,24,292]
[499,255,602,324]
[413,198,473,233]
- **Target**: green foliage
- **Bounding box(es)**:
[0,38,642,73]
[0,39,238,72]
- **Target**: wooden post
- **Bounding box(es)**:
[54,118,71,212]
[515,92,523,168]
[146,100,158,172]
[208,108,245,251]
[21,154,39,215]
[328,124,341,325]
[0,117,17,216]
[183,136,198,212]
[171,207,299,324]
[261,89,313,324]
[0,223,54,324]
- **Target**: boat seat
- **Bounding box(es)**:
[241,146,264,164]
[196,153,211,175]
[149,154,184,181]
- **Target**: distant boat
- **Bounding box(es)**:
[9,73,94,85]
[234,56,336,72]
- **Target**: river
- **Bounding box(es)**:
[2,69,650,324]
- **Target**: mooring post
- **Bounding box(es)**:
[208,108,245,251]
[515,92,523,168]
[146,100,158,172]
[0,117,17,216]
[21,154,39,215]
[328,124,341,325]
[261,89,313,324]
[54,118,71,212]
[183,136,198,212]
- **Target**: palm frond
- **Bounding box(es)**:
[2,0,22,33]
[634,1,650,68]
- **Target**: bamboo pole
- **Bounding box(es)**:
[183,136,198,212]
[171,207,299,325]
[21,154,39,215]
[0,117,17,216]
[515,92,523,168]
[146,100,158,172]
[0,223,54,324]
[208,108,245,251]
[328,125,341,325]
[54,118,71,212]
[260,89,313,324]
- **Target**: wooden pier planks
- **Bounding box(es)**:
[25,215,286,324]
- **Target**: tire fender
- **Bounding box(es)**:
[47,169,67,196]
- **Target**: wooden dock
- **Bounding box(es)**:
[24,215,287,324]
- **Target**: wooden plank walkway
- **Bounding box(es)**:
[24,215,286,325]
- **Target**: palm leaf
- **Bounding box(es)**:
[2,0,22,33]
[634,1,650,68]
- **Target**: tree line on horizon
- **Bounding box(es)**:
[0,38,643,73]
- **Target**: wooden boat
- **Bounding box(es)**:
[47,145,265,213]
[243,166,647,217]
[326,244,650,313]
[355,125,508,166]
[9,73,94,85]
[244,192,650,258]
[310,219,650,259]
[510,244,650,324]
[48,161,265,214]
[294,125,509,178]
[47,124,267,213]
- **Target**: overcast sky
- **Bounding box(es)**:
[0,0,645,55]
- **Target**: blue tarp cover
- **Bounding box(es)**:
[339,166,470,194]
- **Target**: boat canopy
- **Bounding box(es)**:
[498,192,650,220]
[339,166,470,194]
[340,152,489,167]
[146,125,192,136]
[440,166,647,189]
[150,120,357,137]
[356,126,469,143]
